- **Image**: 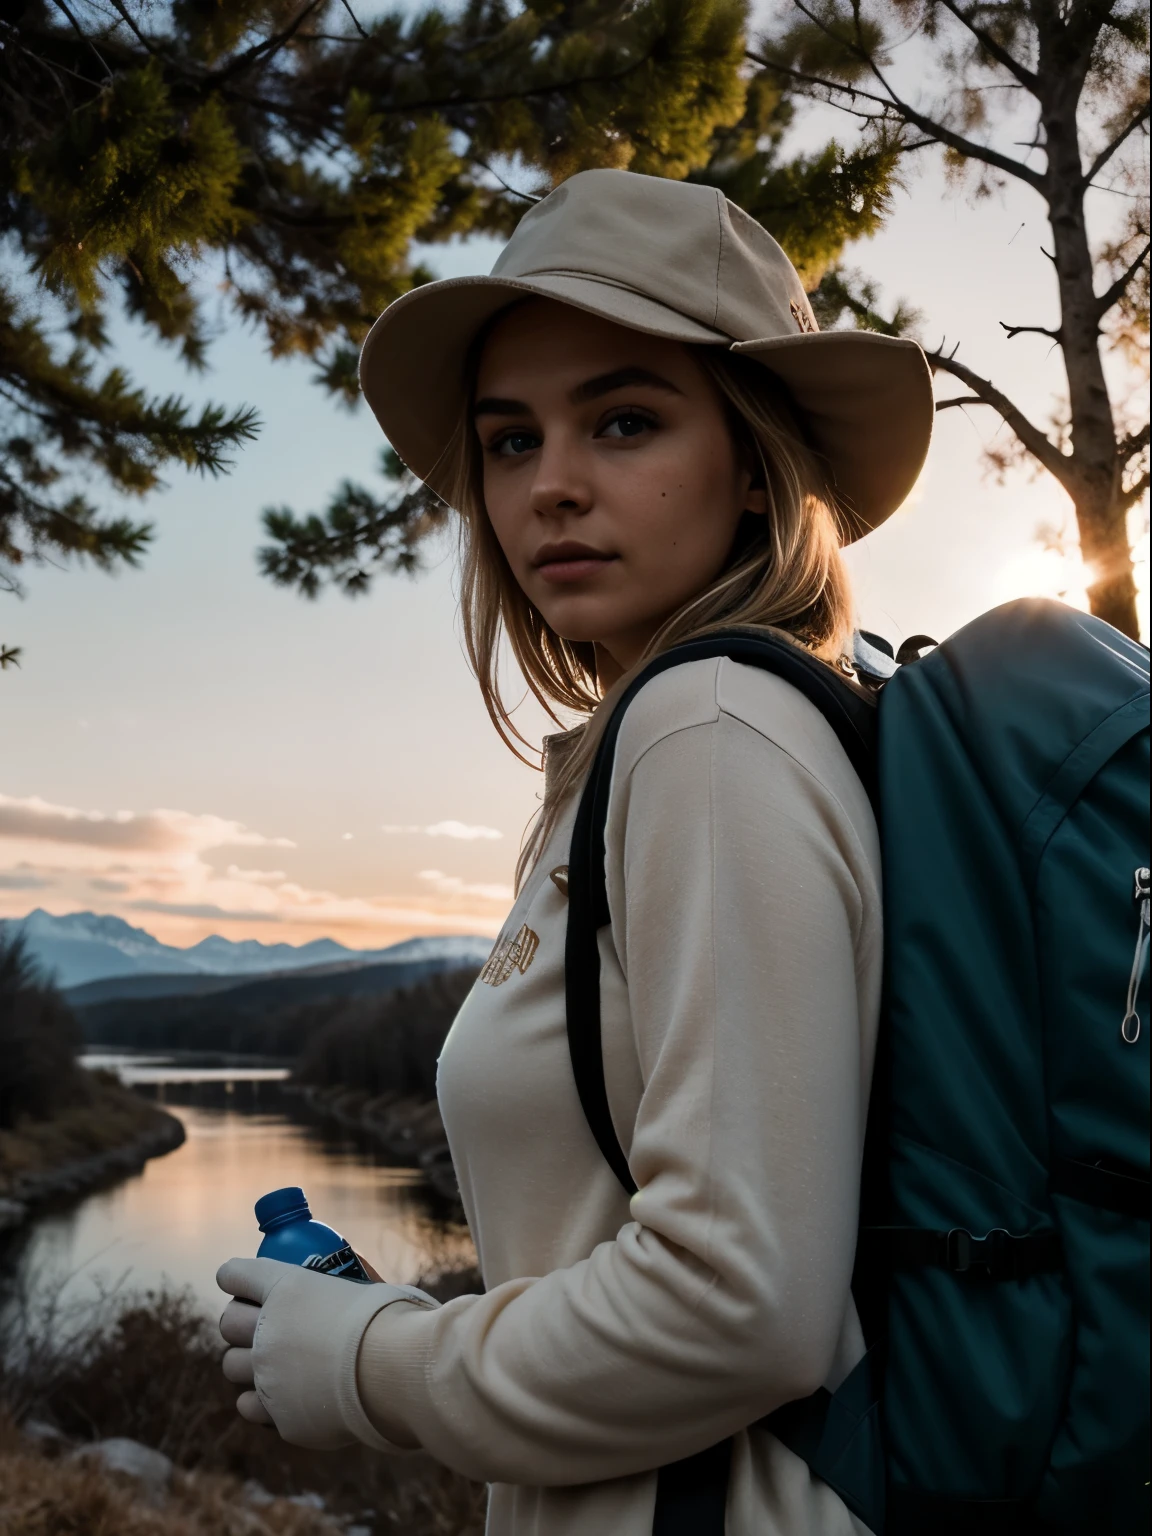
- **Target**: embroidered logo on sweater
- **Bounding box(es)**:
[480,923,540,985]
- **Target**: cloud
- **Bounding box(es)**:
[418,869,515,902]
[0,870,54,890]
[0,788,510,942]
[381,820,503,841]
[129,899,286,923]
[224,865,287,884]
[0,793,294,854]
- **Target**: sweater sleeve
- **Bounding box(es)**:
[355,704,880,1487]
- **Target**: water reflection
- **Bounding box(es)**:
[2,1055,470,1319]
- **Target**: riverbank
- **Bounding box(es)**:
[289,1084,460,1209]
[0,1071,185,1233]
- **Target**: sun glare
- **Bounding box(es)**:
[993,514,1150,642]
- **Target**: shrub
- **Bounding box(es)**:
[0,935,83,1130]
[0,1271,485,1536]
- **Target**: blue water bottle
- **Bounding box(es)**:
[255,1186,372,1282]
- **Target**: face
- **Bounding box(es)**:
[474,299,765,680]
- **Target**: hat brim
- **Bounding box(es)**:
[359,273,933,539]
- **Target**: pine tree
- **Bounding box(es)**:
[1,3,901,650]
[253,31,903,600]
[751,0,1149,641]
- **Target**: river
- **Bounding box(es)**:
[2,1053,471,1321]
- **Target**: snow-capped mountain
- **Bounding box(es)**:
[1,909,494,990]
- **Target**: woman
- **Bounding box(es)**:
[217,168,934,1535]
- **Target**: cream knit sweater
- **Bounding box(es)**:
[356,656,883,1535]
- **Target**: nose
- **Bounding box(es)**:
[529,432,593,519]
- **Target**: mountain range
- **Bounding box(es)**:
[1,908,494,991]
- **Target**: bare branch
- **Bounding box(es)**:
[1118,471,1149,513]
[999,320,1062,341]
[338,1,370,40]
[1118,423,1150,464]
[927,344,1072,483]
[936,0,1038,90]
[471,158,540,204]
[747,42,1045,191]
[107,1,161,55]
[1081,99,1149,188]
[48,0,111,77]
[1094,239,1151,322]
[935,395,987,410]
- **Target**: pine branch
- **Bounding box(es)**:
[208,1,326,85]
[926,344,1072,484]
[259,455,450,597]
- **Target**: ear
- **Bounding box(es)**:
[744,485,768,517]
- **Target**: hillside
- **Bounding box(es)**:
[65,956,394,1008]
[76,957,481,1056]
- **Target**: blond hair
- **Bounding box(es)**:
[440,343,855,887]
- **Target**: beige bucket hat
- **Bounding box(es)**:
[359,169,933,539]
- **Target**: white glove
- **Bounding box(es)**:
[217,1256,437,1451]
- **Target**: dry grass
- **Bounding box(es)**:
[0,1268,487,1536]
[0,1418,342,1536]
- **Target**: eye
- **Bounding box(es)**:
[600,410,657,440]
[491,429,540,457]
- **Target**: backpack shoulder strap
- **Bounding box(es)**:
[563,631,882,1534]
[565,629,876,1193]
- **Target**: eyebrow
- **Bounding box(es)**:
[472,366,683,419]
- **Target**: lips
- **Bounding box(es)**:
[533,541,618,584]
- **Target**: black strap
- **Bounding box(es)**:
[564,632,878,1536]
[565,631,877,1193]
[1050,1157,1150,1219]
[860,1225,1063,1281]
[887,1489,1117,1535]
[651,1439,733,1536]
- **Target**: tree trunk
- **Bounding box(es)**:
[1075,491,1140,637]
[1038,24,1140,640]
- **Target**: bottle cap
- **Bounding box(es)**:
[254,1186,311,1232]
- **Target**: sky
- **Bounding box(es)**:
[1,17,1147,950]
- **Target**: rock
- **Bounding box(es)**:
[288,1490,326,1510]
[73,1437,174,1499]
[22,1418,67,1446]
[0,1196,28,1230]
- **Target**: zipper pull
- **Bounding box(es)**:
[1122,867,1150,1044]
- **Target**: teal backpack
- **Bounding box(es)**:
[564,598,1150,1534]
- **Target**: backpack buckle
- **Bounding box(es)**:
[944,1228,974,1272]
[945,1227,1022,1279]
